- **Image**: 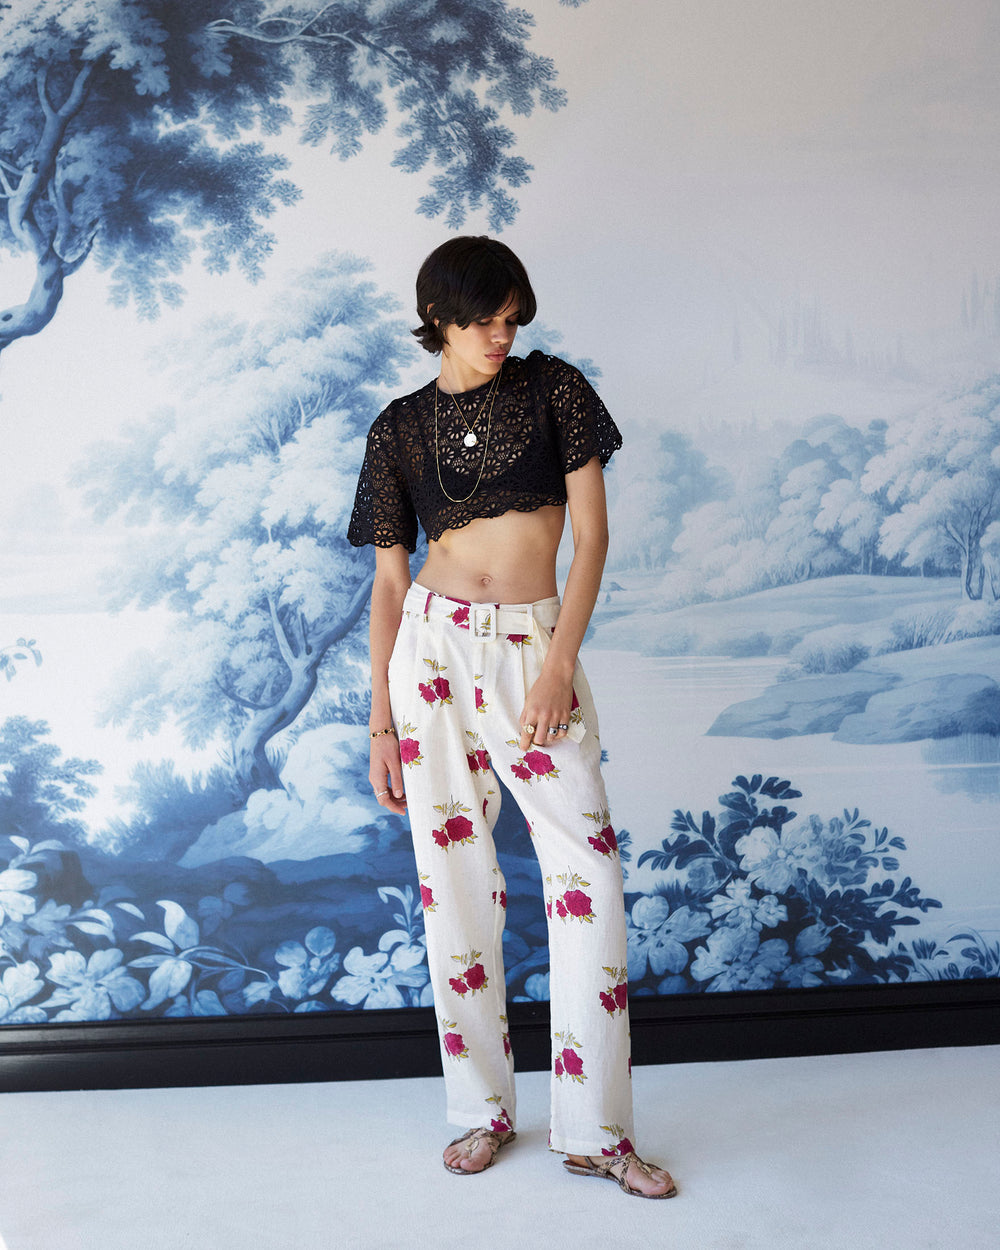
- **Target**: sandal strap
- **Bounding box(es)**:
[594,1151,657,1193]
[452,1126,513,1158]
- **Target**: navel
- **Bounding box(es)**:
[479,575,493,589]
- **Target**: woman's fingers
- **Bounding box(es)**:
[519,708,571,749]
[370,739,407,814]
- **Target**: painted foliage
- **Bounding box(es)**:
[1,1,998,1027]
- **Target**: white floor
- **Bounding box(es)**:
[0,1045,997,1250]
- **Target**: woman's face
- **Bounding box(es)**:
[439,295,519,389]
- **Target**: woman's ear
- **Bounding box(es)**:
[426,303,437,326]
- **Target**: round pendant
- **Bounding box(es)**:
[463,431,478,448]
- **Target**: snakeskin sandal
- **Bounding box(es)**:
[563,1151,677,1198]
[442,1127,517,1175]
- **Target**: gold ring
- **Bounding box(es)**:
[522,723,536,734]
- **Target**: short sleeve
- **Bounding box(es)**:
[541,354,623,474]
[347,414,419,552]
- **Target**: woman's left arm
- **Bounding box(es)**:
[518,455,608,750]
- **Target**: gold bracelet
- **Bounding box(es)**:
[369,727,396,738]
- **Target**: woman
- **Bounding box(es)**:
[348,236,675,1199]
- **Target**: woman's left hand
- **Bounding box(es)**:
[518,669,574,751]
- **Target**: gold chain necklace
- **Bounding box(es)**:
[434,368,502,503]
[445,380,493,447]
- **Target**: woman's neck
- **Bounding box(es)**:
[437,358,494,395]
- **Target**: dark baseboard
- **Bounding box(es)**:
[1,980,997,1093]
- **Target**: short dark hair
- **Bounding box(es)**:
[412,236,537,354]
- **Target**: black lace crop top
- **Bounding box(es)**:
[347,351,621,552]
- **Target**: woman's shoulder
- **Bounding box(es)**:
[370,379,435,431]
[510,349,589,389]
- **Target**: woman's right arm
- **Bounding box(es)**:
[369,543,412,816]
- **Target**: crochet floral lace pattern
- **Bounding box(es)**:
[347,351,622,551]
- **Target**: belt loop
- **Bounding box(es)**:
[423,590,433,622]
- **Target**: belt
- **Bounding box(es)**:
[404,584,559,641]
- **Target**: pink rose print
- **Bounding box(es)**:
[446,815,474,843]
[486,1095,513,1133]
[506,741,559,785]
[524,750,556,776]
[432,798,475,851]
[546,900,553,918]
[465,732,490,775]
[547,870,596,923]
[561,1048,583,1077]
[464,962,487,991]
[501,1021,512,1057]
[400,738,422,765]
[490,889,507,910]
[505,633,532,647]
[466,746,491,773]
[419,882,436,913]
[599,1125,635,1157]
[418,659,453,706]
[585,808,618,857]
[450,950,488,995]
[599,966,628,1017]
[450,605,470,629]
[563,889,593,917]
[475,685,487,713]
[553,1029,586,1084]
[442,1020,470,1060]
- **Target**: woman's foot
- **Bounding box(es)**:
[443,1127,516,1174]
[564,1152,676,1198]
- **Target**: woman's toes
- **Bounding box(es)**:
[627,1160,674,1196]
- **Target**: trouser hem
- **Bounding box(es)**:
[548,1133,627,1155]
[447,1108,516,1132]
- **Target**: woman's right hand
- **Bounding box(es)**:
[370,734,407,816]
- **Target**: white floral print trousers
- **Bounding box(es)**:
[387,583,635,1157]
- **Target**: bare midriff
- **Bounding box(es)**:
[416,504,566,604]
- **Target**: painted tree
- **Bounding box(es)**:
[666,415,883,602]
[606,429,726,572]
[863,379,1000,600]
[0,0,576,354]
[73,253,408,793]
[0,716,101,844]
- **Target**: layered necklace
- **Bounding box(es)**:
[434,367,503,504]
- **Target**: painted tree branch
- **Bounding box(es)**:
[1,61,97,352]
[231,576,373,792]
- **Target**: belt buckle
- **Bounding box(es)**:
[473,606,496,640]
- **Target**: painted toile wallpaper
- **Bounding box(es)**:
[1,0,998,1029]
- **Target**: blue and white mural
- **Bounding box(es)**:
[1,0,998,1028]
